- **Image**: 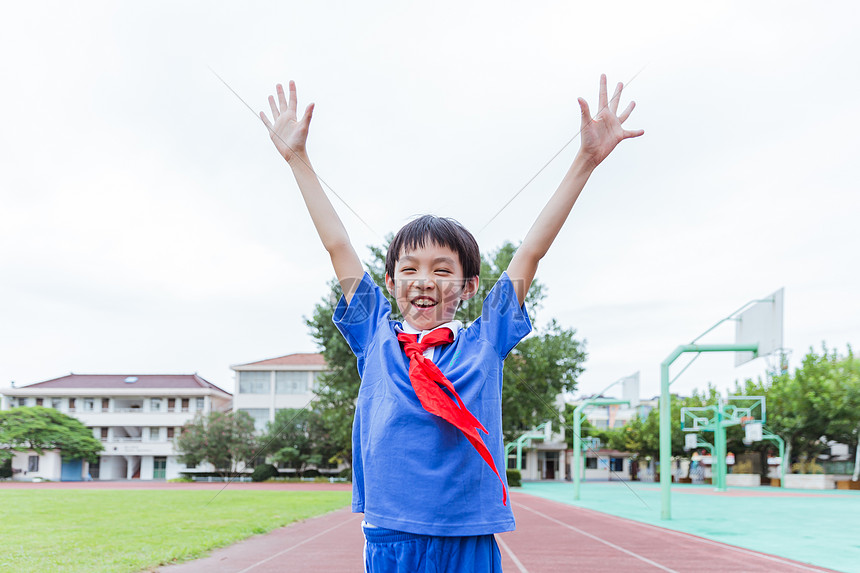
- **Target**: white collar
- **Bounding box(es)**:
[400,319,463,341]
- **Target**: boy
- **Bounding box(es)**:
[260,76,643,572]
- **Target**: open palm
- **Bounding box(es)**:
[578,74,644,169]
[260,81,314,161]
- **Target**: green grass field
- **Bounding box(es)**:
[0,488,351,572]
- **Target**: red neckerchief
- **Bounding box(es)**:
[397,328,507,505]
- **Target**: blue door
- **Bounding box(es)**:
[61,459,83,481]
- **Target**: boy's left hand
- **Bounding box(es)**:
[577,74,644,170]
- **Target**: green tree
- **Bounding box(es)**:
[306,240,585,463]
[609,386,721,462]
[263,408,342,475]
[0,406,103,463]
[562,404,605,449]
[175,411,257,478]
[737,345,860,476]
[814,347,860,479]
[502,319,585,442]
[611,410,659,459]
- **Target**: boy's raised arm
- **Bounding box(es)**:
[506,75,644,305]
[261,81,365,303]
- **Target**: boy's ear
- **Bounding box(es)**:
[460,276,480,301]
[385,273,396,297]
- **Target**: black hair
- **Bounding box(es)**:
[386,215,481,279]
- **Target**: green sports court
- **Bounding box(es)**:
[522,480,860,572]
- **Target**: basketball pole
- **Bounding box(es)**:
[659,343,758,520]
[760,427,786,487]
[572,395,629,500]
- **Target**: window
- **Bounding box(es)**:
[150,427,161,441]
[181,398,189,412]
[51,398,62,409]
[150,398,162,412]
[68,398,77,412]
[195,397,205,411]
[83,398,95,412]
[36,398,43,406]
[28,456,39,472]
[276,371,308,394]
[312,372,324,391]
[102,398,110,411]
[585,457,598,469]
[507,454,526,470]
[610,457,624,472]
[101,428,109,441]
[239,371,271,394]
[240,408,270,432]
[168,398,176,411]
[167,427,175,439]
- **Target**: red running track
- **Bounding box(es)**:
[157,490,838,572]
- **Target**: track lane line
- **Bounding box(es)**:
[237,513,362,573]
[496,535,529,573]
[546,500,837,573]
[515,502,679,572]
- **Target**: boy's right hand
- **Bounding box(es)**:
[260,81,314,162]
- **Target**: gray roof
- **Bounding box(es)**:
[14,374,230,395]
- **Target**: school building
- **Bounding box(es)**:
[231,353,327,432]
[4,352,659,484]
[0,373,232,481]
[509,375,659,482]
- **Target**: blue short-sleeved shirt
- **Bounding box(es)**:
[333,271,532,536]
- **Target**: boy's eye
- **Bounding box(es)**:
[400,267,416,273]
[435,269,451,274]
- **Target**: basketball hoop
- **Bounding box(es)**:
[684,433,698,451]
[741,417,763,445]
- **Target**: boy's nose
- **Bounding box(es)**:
[414,276,436,290]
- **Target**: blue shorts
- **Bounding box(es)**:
[363,524,503,573]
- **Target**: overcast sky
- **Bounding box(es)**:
[2,1,858,401]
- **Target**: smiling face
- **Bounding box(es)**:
[385,242,479,331]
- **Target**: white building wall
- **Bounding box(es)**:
[12,451,62,481]
[140,455,154,480]
[234,366,322,432]
[576,455,632,481]
[2,382,232,481]
[522,450,538,481]
[166,456,185,480]
[100,456,126,480]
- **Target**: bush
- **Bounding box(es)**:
[506,469,522,487]
[300,468,321,478]
[251,464,279,482]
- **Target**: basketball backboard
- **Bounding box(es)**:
[685,433,698,450]
[680,406,714,432]
[735,288,784,366]
[743,421,763,444]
